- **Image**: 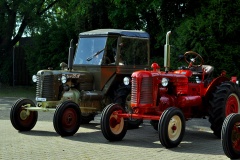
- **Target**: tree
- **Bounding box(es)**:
[24,0,113,76]
[173,0,240,77]
[0,0,59,84]
[0,0,59,52]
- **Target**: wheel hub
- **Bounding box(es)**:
[62,108,76,128]
[20,110,28,120]
[168,116,182,141]
[110,117,118,128]
[66,115,73,124]
[171,125,177,132]
[109,114,124,135]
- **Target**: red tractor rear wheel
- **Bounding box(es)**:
[158,107,185,148]
[209,82,240,138]
[221,113,240,159]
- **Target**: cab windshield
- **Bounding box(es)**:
[73,36,149,66]
[73,37,107,65]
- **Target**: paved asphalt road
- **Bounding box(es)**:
[0,97,232,160]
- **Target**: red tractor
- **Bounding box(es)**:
[100,31,240,148]
[221,113,240,159]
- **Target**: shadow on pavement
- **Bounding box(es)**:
[18,130,58,137]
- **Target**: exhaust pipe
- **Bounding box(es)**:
[164,31,171,72]
[68,39,74,71]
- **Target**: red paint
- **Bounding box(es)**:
[115,62,237,122]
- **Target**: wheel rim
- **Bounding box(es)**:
[61,108,77,131]
[168,115,182,141]
[226,93,240,116]
[109,113,124,134]
[231,122,240,151]
[19,107,34,126]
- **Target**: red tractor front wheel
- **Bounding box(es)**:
[158,107,185,148]
[101,103,127,141]
[221,113,240,159]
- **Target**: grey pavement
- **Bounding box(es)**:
[0,97,230,160]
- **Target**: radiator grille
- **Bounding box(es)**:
[36,75,55,100]
[131,77,153,104]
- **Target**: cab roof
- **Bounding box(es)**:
[79,29,149,38]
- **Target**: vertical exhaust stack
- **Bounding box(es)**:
[164,31,171,72]
[68,39,74,71]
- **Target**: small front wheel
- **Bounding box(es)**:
[114,86,142,129]
[101,103,127,141]
[10,98,38,131]
[158,107,185,148]
[53,101,81,136]
[221,113,240,159]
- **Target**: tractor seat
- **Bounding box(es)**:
[202,65,214,75]
[191,65,214,76]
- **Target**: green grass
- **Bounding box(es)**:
[0,85,36,98]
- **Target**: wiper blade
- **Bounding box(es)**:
[86,48,105,61]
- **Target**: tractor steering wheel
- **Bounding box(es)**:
[184,51,204,68]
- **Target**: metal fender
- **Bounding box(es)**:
[204,76,230,99]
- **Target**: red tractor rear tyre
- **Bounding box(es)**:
[209,82,240,138]
[221,113,240,159]
[53,101,81,136]
[101,103,127,141]
[10,98,38,131]
[158,107,185,148]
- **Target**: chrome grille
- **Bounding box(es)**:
[36,75,55,100]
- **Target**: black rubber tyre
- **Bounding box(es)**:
[53,101,81,136]
[10,98,38,131]
[221,113,240,159]
[158,107,185,148]
[114,85,142,129]
[150,120,158,131]
[101,103,127,141]
[209,81,240,138]
[80,114,95,124]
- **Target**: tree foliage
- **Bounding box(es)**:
[172,0,240,77]
[0,0,59,52]
[0,0,59,83]
[1,0,240,84]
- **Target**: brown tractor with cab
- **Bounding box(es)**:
[10,29,150,136]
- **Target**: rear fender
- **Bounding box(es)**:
[204,76,230,100]
[102,74,117,95]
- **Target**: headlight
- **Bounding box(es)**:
[123,77,130,85]
[61,75,67,83]
[161,78,169,87]
[32,75,37,82]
